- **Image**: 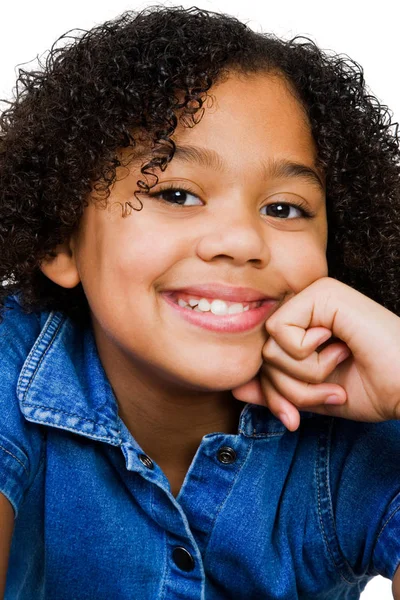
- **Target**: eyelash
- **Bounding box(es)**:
[147,183,315,219]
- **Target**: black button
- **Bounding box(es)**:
[217,446,237,464]
[172,546,195,571]
[138,454,154,469]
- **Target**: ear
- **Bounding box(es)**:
[39,237,81,289]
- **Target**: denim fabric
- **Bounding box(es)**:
[1,293,400,599]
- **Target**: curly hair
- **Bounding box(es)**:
[0,5,399,327]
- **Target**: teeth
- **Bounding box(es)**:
[228,303,245,314]
[198,298,211,311]
[210,299,228,315]
[176,295,254,315]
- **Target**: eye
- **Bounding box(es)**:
[261,201,313,219]
[149,186,202,206]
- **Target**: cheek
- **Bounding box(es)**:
[275,235,328,292]
[108,228,180,288]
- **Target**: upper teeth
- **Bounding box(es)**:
[177,297,250,315]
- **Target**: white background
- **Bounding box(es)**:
[1,1,398,597]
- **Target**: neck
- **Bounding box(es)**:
[92,324,245,472]
[117,382,243,470]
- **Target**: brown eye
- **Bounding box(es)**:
[261,202,310,219]
[152,187,202,206]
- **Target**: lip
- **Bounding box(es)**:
[162,283,273,303]
[162,293,278,333]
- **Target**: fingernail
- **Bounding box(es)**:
[278,412,291,429]
[325,395,345,405]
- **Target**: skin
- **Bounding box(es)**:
[394,566,400,599]
[233,274,400,427]
[40,72,328,495]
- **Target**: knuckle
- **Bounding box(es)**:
[265,320,278,336]
[314,276,333,290]
[292,392,308,407]
[297,346,311,360]
[307,365,327,384]
[262,343,277,361]
[295,382,319,406]
[305,373,321,385]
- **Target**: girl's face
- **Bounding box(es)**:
[69,72,328,392]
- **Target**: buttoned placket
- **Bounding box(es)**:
[109,398,303,599]
[107,414,258,600]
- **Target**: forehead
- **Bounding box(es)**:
[120,72,319,184]
[110,73,324,207]
[173,72,316,164]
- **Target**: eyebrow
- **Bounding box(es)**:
[135,144,325,192]
[176,144,324,192]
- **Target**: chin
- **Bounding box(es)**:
[183,358,263,393]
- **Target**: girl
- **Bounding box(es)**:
[0,5,399,599]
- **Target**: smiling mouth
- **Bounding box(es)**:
[168,291,265,315]
[161,291,276,334]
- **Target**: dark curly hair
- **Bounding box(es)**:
[0,5,399,327]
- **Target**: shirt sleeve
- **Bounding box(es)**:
[0,295,44,516]
[328,416,400,581]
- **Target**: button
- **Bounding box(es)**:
[172,546,195,571]
[217,446,237,464]
[138,453,154,469]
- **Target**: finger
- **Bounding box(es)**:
[265,291,329,360]
[265,279,339,360]
[266,325,336,361]
[265,278,368,360]
[231,377,265,405]
[232,376,301,431]
[259,373,351,430]
[259,376,301,431]
[262,363,347,408]
[262,337,351,384]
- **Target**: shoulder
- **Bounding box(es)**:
[0,293,45,408]
[0,292,46,355]
[0,294,47,516]
[327,417,400,582]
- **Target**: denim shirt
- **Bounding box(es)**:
[1,293,399,600]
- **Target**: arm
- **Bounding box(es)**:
[0,493,14,599]
[393,564,400,600]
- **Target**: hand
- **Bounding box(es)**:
[231,277,400,431]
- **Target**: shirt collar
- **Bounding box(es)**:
[17,309,315,444]
[17,310,122,446]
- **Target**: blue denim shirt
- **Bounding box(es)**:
[1,293,400,599]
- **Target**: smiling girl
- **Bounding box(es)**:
[0,6,400,599]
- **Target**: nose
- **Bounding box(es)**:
[195,202,270,268]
